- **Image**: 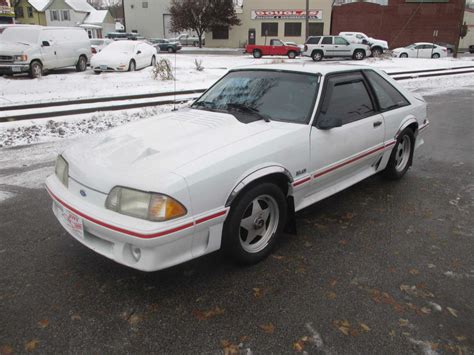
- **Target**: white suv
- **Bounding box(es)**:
[339,32,389,57]
[303,35,371,61]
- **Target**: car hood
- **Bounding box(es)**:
[368,37,388,49]
[0,41,32,55]
[64,108,272,193]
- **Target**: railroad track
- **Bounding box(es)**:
[1,66,473,123]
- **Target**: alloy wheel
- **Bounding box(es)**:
[395,135,412,173]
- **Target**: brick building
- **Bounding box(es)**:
[331,0,465,48]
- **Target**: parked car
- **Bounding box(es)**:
[245,39,300,58]
[90,40,156,73]
[105,32,141,41]
[149,38,182,53]
[339,31,389,56]
[469,44,474,54]
[435,42,454,54]
[392,43,447,58]
[46,63,428,272]
[0,25,91,78]
[90,38,112,54]
[169,34,202,46]
[303,35,371,61]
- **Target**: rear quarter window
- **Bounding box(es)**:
[364,70,410,111]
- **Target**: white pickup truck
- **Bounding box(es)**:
[339,32,389,56]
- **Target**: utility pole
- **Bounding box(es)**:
[305,0,310,41]
[453,0,466,58]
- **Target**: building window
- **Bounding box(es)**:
[50,10,59,21]
[212,26,229,40]
[142,1,148,8]
[261,23,278,37]
[27,6,34,18]
[284,22,302,37]
[309,23,324,36]
[61,10,70,21]
[15,6,24,18]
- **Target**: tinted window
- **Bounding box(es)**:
[319,73,375,126]
[284,23,302,37]
[261,23,278,36]
[335,37,349,45]
[193,70,320,124]
[364,70,410,111]
[307,36,321,44]
[321,37,332,45]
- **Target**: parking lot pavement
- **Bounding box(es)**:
[0,90,473,354]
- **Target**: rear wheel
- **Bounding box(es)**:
[223,183,287,265]
[311,50,323,61]
[75,55,87,72]
[353,49,365,60]
[287,51,296,59]
[29,61,43,79]
[128,60,136,72]
[400,53,408,58]
[431,53,440,59]
[253,49,262,59]
[383,128,415,180]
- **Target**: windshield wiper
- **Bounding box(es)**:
[226,103,271,122]
[193,100,217,111]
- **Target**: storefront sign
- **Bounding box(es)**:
[251,10,323,20]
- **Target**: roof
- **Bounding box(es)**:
[231,63,374,76]
[65,0,95,12]
[84,10,108,24]
[28,0,52,12]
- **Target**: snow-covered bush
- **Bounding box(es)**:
[194,59,204,71]
[152,58,175,80]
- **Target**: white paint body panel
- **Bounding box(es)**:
[46,64,428,272]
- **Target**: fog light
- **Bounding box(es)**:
[131,246,141,262]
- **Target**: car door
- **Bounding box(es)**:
[308,71,385,197]
[320,36,334,56]
[135,43,147,68]
[38,30,58,69]
[334,36,352,57]
[269,39,285,55]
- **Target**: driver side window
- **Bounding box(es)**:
[335,37,349,45]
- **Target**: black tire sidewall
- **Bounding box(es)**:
[253,50,262,58]
[312,51,322,61]
[30,61,42,78]
[354,50,365,60]
[223,182,287,265]
[129,60,135,71]
[383,128,415,180]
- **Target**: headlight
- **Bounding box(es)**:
[14,55,28,62]
[105,187,187,222]
[55,155,68,187]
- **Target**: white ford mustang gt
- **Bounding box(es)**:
[46,64,429,272]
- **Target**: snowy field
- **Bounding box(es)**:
[1,54,473,107]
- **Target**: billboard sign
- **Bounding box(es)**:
[251,10,323,20]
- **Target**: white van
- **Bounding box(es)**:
[0,25,91,78]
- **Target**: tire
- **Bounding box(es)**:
[222,182,288,265]
[168,47,174,53]
[75,55,87,72]
[150,55,156,66]
[431,53,440,59]
[371,47,383,57]
[253,49,262,59]
[287,51,296,59]
[383,128,415,180]
[353,49,365,60]
[128,60,136,72]
[311,50,323,62]
[94,70,101,75]
[29,60,42,79]
[400,53,408,58]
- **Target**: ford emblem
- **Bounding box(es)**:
[80,190,87,197]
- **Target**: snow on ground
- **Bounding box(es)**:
[1,55,473,107]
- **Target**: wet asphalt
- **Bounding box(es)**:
[0,90,473,354]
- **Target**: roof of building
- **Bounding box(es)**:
[84,10,108,24]
[28,0,53,12]
[65,0,95,13]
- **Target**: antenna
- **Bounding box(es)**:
[172,49,177,111]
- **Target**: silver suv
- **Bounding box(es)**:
[303,35,371,61]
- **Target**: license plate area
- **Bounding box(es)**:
[12,67,21,72]
[53,202,84,239]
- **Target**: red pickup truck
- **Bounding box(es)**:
[245,39,301,59]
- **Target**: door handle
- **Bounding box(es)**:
[373,121,382,127]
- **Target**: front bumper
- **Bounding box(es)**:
[92,64,127,72]
[45,175,228,271]
[0,63,29,74]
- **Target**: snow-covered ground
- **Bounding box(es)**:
[1,55,473,107]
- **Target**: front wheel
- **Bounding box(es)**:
[150,55,156,66]
[371,47,383,57]
[383,128,415,180]
[222,183,287,265]
[128,60,136,72]
[29,61,43,79]
[400,53,408,58]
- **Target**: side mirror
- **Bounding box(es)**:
[42,41,50,47]
[317,117,343,130]
[137,50,142,54]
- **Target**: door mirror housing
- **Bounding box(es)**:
[42,41,50,47]
[317,117,343,130]
[137,50,142,54]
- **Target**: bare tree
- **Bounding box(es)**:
[169,0,240,48]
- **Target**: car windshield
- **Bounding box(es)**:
[192,70,320,124]
[0,27,39,45]
[103,41,135,53]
